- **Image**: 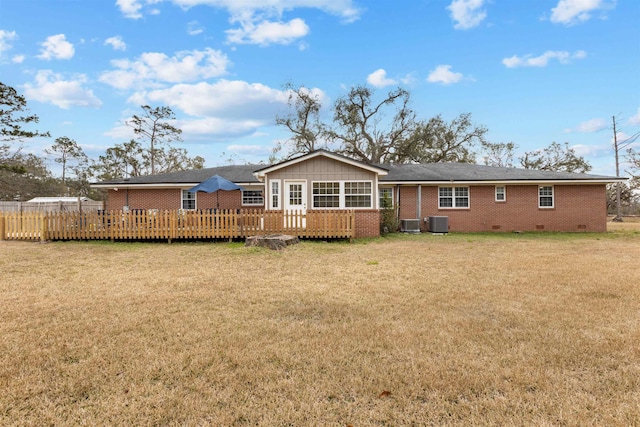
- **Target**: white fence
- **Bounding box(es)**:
[0,200,104,214]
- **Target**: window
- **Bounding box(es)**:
[495,186,506,202]
[270,180,280,209]
[379,187,394,208]
[539,186,554,208]
[439,186,469,208]
[311,181,374,209]
[289,184,303,206]
[313,182,340,208]
[345,182,372,208]
[182,190,196,210]
[242,190,264,206]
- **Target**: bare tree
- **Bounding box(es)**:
[127,105,182,175]
[480,141,517,168]
[45,136,87,186]
[92,139,204,181]
[329,86,416,163]
[395,113,487,164]
[274,83,326,160]
[520,142,591,173]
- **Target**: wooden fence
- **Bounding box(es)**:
[0,209,355,242]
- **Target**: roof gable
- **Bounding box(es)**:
[253,149,388,178]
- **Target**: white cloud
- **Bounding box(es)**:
[23,70,102,109]
[116,0,143,19]
[187,21,204,35]
[99,48,230,89]
[629,108,640,126]
[226,17,309,46]
[571,143,611,158]
[502,50,587,68]
[0,30,17,53]
[120,79,322,140]
[129,80,290,118]
[367,69,397,88]
[574,118,607,133]
[550,0,615,25]
[447,0,487,30]
[116,1,362,47]
[12,55,25,64]
[169,0,362,23]
[180,117,267,138]
[427,65,464,85]
[37,34,74,60]
[105,36,126,51]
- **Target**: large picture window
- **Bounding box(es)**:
[311,181,373,209]
[345,182,372,208]
[313,182,340,208]
[182,190,196,210]
[439,186,469,209]
[539,186,554,208]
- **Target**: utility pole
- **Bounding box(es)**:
[613,116,623,222]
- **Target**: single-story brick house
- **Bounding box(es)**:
[92,150,622,237]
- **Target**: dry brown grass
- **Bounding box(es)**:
[1,226,640,426]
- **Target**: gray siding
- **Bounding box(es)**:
[266,156,377,209]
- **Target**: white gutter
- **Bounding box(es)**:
[91,182,262,189]
[381,179,626,185]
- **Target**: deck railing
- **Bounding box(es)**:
[0,209,354,241]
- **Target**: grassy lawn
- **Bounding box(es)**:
[1,222,639,425]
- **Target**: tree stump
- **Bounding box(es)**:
[245,234,299,250]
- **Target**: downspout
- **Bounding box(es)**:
[395,184,401,224]
[417,185,421,220]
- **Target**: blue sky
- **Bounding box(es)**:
[1,0,638,176]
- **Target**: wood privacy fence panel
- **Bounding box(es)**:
[0,209,355,241]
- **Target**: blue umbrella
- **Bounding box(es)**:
[188,175,244,208]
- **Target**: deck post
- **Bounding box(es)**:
[0,216,5,240]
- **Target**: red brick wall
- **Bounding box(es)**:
[411,184,606,232]
[105,189,249,211]
[398,186,418,220]
[105,184,606,234]
[354,209,380,238]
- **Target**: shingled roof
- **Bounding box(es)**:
[92,151,620,187]
[379,162,619,182]
[93,164,261,186]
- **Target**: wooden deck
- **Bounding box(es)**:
[0,209,355,241]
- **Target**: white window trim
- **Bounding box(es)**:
[181,189,197,210]
[495,186,506,202]
[312,181,340,209]
[379,187,394,209]
[269,179,281,210]
[311,180,373,210]
[438,186,470,209]
[539,185,554,209]
[241,189,264,206]
[344,180,373,209]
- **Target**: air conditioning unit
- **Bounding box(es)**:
[428,216,449,233]
[400,219,421,233]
